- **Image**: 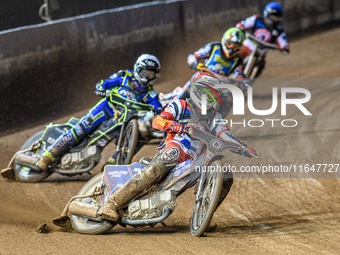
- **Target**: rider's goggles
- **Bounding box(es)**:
[269,14,282,22]
[225,41,243,51]
[139,68,156,80]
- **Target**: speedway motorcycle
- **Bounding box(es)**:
[1,94,156,182]
[52,124,257,237]
[243,32,280,79]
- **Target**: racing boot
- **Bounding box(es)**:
[99,157,168,221]
[15,152,54,171]
[16,127,78,171]
[37,155,53,171]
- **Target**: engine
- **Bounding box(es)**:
[60,145,101,170]
[127,190,177,219]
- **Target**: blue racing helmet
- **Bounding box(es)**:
[264,2,283,23]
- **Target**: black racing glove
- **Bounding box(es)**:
[280,48,290,55]
[95,89,110,98]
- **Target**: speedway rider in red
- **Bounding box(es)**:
[236,2,290,75]
[99,72,257,222]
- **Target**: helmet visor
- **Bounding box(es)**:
[269,14,282,22]
[222,42,241,58]
[226,40,243,50]
[139,68,156,80]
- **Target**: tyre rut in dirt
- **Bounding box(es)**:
[70,173,115,234]
[190,160,224,237]
[14,130,51,182]
[116,119,139,165]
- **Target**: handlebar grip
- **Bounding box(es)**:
[239,146,258,158]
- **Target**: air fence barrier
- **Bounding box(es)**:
[0,0,339,134]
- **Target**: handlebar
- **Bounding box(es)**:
[238,146,258,158]
[190,125,258,158]
[245,32,279,50]
[196,67,241,86]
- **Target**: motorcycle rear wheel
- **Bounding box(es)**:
[70,173,116,234]
[115,119,139,165]
[190,159,224,237]
[14,130,51,182]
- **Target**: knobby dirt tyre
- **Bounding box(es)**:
[70,173,116,234]
[190,159,224,237]
[115,119,139,165]
[14,130,51,182]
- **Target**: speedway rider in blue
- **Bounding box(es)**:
[16,54,162,171]
[236,2,290,76]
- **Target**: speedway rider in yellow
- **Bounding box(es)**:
[178,27,251,101]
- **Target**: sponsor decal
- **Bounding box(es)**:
[47,137,55,144]
[93,111,104,122]
[181,139,190,149]
[161,147,180,163]
[119,90,127,95]
[108,170,128,177]
[119,89,135,99]
[82,116,93,128]
[150,90,157,98]
[56,127,66,134]
[97,138,108,147]
[254,28,271,42]
[210,139,223,149]
[173,169,181,177]
[52,133,73,153]
[147,60,157,67]
[73,124,83,136]
[272,29,279,36]
[207,63,226,76]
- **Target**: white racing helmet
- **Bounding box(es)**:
[134,54,161,88]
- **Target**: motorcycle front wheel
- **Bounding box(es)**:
[14,130,51,182]
[115,119,139,165]
[190,159,224,237]
[70,173,116,234]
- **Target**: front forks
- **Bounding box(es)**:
[195,170,207,202]
[114,121,126,164]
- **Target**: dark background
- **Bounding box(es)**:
[0,0,153,31]
[0,0,339,136]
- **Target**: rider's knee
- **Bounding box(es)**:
[142,157,168,186]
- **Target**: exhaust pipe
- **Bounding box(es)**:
[15,154,41,171]
[53,198,103,227]
[69,201,101,218]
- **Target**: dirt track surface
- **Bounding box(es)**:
[1,27,340,254]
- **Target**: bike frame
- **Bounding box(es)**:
[108,94,154,162]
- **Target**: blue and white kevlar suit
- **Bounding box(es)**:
[42,69,162,163]
[236,15,289,57]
